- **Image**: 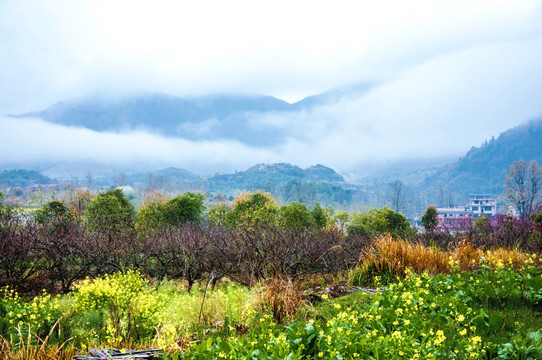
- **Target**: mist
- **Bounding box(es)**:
[2,1,542,176]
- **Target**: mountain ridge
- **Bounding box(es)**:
[423,117,542,204]
[12,83,376,147]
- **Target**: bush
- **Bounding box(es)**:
[84,189,135,234]
[348,207,415,240]
[279,202,315,230]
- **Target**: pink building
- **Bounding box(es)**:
[436,206,472,222]
[436,194,497,224]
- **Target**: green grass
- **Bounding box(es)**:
[0,272,260,355]
[1,266,541,359]
[181,266,542,359]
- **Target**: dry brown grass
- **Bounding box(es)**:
[259,276,305,324]
[0,321,75,360]
[450,238,482,271]
[360,235,449,277]
[482,247,533,268]
[450,238,538,270]
[356,235,540,284]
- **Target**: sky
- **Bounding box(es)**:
[1,0,542,176]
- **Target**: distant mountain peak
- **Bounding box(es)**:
[12,83,378,148]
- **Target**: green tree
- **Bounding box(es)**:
[332,210,350,233]
[231,192,279,228]
[136,200,164,237]
[311,202,328,228]
[162,192,205,225]
[136,192,205,236]
[34,200,71,224]
[279,201,315,230]
[348,207,414,239]
[207,203,235,228]
[85,189,135,233]
[421,206,439,232]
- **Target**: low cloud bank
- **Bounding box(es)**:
[3,33,542,175]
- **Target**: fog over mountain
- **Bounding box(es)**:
[2,1,542,177]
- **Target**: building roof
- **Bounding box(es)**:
[438,209,472,214]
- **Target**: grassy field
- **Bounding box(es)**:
[0,238,541,359]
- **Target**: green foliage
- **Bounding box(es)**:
[0,192,14,218]
[184,267,542,359]
[421,205,439,232]
[207,203,235,228]
[136,200,164,236]
[531,210,542,226]
[162,192,205,225]
[34,200,71,224]
[0,272,258,351]
[85,189,135,233]
[348,206,415,239]
[0,288,64,341]
[311,203,328,229]
[332,210,350,232]
[231,192,279,229]
[1,264,541,358]
[279,201,315,230]
[71,271,162,344]
[136,192,205,236]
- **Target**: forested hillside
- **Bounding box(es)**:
[0,169,52,187]
[424,118,542,204]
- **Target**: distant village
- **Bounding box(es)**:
[435,194,509,225]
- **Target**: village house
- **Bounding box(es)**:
[436,194,497,223]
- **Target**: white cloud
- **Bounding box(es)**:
[1,1,542,175]
[0,116,277,173]
[1,0,541,112]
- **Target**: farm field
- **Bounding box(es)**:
[1,191,542,359]
[1,238,541,359]
[3,2,542,359]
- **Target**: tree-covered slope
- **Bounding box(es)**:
[0,169,53,188]
[20,93,292,146]
[424,117,542,202]
[207,163,344,192]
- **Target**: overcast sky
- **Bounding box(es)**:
[2,0,542,175]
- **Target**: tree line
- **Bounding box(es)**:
[1,183,541,295]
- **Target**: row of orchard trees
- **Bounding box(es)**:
[3,186,540,295]
[4,189,405,293]
[81,189,414,241]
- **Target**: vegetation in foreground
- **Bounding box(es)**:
[1,187,542,359]
[187,266,542,359]
[0,237,540,359]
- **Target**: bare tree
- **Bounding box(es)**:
[388,180,406,213]
[504,159,542,218]
[85,170,93,190]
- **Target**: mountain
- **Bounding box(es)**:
[123,167,202,191]
[292,82,375,109]
[423,117,542,204]
[207,163,345,193]
[14,85,377,148]
[206,163,354,208]
[345,158,453,185]
[20,93,292,146]
[0,169,53,188]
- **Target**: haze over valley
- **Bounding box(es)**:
[2,0,542,217]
